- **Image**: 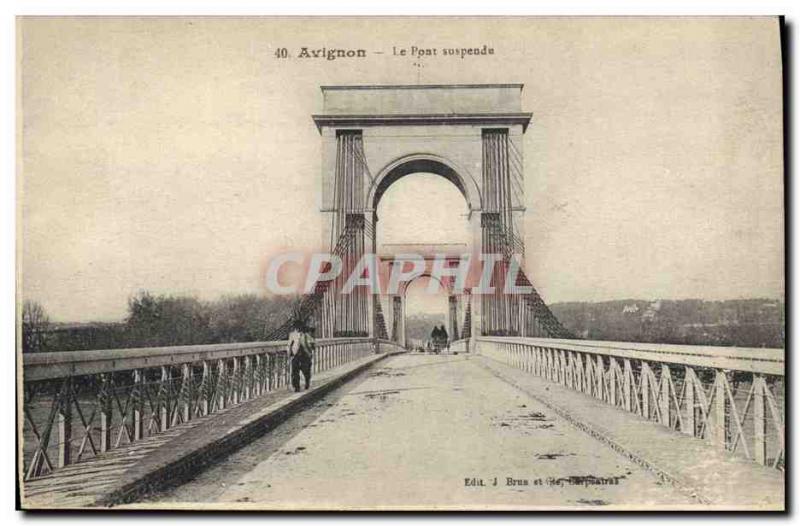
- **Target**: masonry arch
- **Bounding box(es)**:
[368,154,482,212]
[390,272,454,349]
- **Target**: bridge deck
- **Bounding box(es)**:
[143,353,781,510]
[24,353,783,510]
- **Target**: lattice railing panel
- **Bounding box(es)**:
[478,337,784,470]
[22,338,375,480]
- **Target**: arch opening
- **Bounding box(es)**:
[369,155,476,347]
[375,174,468,349]
[369,154,481,212]
[402,274,450,351]
[374,158,466,208]
[376,172,470,250]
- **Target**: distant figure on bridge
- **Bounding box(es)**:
[429,325,448,353]
[439,324,449,350]
[430,326,441,353]
[287,319,315,392]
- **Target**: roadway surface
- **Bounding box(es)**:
[150,353,694,509]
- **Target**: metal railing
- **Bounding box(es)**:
[22,337,377,480]
[474,336,785,470]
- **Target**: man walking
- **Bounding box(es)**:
[287,319,315,391]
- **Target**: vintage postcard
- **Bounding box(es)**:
[17,16,785,511]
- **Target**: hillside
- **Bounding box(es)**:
[550,298,784,348]
[405,313,448,345]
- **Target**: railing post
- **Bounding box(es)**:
[254,355,262,397]
[99,373,112,453]
[608,358,618,406]
[284,352,290,388]
[246,356,254,400]
[272,353,279,390]
[265,353,272,391]
[565,352,573,388]
[181,363,192,422]
[261,352,268,391]
[536,347,543,376]
[57,378,72,468]
[558,350,566,385]
[682,367,696,436]
[660,364,671,427]
[201,361,210,416]
[623,359,633,412]
[753,374,767,465]
[133,369,144,441]
[232,357,240,405]
[160,366,170,432]
[596,355,604,400]
[584,354,594,395]
[217,359,227,410]
[708,369,728,449]
[528,346,536,375]
[641,362,650,418]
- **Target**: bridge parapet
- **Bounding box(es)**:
[472,336,784,470]
[21,337,379,481]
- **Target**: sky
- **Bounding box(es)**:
[19,17,784,322]
[378,173,469,316]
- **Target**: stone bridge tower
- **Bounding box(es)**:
[312,84,532,343]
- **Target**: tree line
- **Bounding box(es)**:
[21,295,786,353]
[550,298,785,348]
[21,292,298,353]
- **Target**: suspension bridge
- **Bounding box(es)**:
[19,85,784,510]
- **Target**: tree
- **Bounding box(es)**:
[22,300,50,353]
[208,294,298,342]
[126,291,211,346]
